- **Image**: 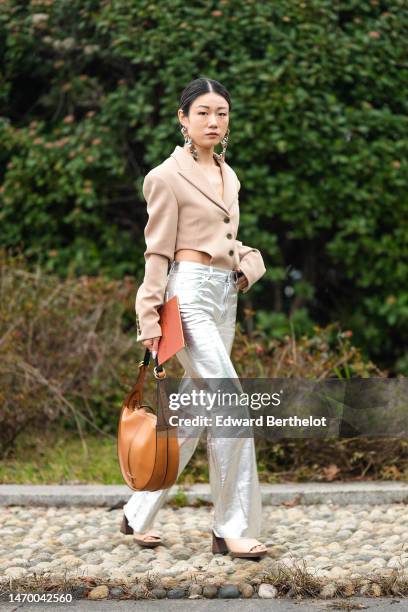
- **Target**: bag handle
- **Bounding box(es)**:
[141,347,166,378]
[141,349,172,429]
[123,348,166,412]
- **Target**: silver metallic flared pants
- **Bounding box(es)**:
[123,260,262,538]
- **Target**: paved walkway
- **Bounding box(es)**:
[1,483,408,601]
[2,481,408,506]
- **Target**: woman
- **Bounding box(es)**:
[122,77,268,559]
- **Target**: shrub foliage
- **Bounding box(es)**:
[0,250,383,458]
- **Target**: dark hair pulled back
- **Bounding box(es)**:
[179,77,232,118]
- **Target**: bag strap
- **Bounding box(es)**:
[139,350,172,430]
[124,348,166,412]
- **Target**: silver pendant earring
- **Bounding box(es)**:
[214,128,230,163]
[180,125,198,161]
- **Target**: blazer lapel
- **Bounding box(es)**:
[170,145,236,216]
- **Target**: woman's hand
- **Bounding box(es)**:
[142,336,161,356]
[235,267,249,291]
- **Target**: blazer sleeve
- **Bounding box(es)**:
[135,171,178,342]
[233,173,266,293]
[236,240,266,293]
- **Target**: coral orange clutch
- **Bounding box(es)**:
[156,295,185,365]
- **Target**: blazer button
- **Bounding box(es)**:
[226,233,232,239]
[224,217,230,223]
[228,249,234,256]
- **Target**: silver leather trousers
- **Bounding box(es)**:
[123,260,262,538]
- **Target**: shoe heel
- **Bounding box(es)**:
[120,513,134,535]
[212,530,228,554]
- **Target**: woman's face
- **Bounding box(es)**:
[178,92,229,150]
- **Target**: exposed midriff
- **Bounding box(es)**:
[174,249,212,265]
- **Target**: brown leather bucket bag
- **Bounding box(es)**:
[117,348,179,491]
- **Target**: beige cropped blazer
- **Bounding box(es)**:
[135,144,266,342]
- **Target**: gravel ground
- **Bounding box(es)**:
[1,502,408,600]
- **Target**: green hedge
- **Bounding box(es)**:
[1,0,407,373]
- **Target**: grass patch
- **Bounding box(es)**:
[3,424,408,485]
[0,424,208,486]
[0,426,120,485]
